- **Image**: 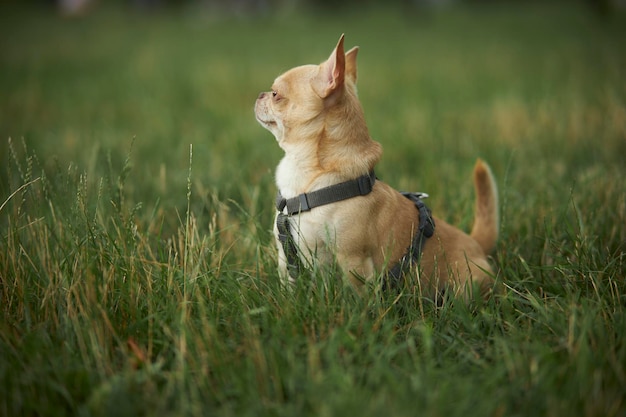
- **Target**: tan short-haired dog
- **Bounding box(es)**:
[255,35,499,298]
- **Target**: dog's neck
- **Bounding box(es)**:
[276,133,382,198]
[275,143,322,198]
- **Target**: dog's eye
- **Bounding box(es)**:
[271,90,284,102]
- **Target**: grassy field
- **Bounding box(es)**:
[1,2,625,416]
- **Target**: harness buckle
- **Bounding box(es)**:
[276,195,287,212]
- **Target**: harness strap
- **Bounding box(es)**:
[276,212,303,278]
[276,171,376,215]
[384,192,435,289]
[275,175,435,284]
[276,171,376,280]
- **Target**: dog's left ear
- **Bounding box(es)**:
[345,46,358,83]
[312,34,346,99]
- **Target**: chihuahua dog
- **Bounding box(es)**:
[255,35,499,298]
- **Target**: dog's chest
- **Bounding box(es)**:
[281,208,338,264]
[275,157,306,198]
[274,155,350,259]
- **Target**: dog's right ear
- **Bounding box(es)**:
[311,34,346,99]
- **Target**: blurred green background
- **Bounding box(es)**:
[1,2,626,416]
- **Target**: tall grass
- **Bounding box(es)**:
[1,3,625,417]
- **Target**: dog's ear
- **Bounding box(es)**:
[345,46,358,83]
[311,34,346,98]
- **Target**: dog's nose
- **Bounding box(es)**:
[258,92,266,100]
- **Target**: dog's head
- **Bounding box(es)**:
[255,34,381,179]
[254,34,362,147]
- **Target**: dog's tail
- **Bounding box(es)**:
[470,159,499,254]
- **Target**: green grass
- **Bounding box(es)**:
[1,3,625,417]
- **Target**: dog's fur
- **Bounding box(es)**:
[255,35,499,298]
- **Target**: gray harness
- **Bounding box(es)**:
[275,172,435,288]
